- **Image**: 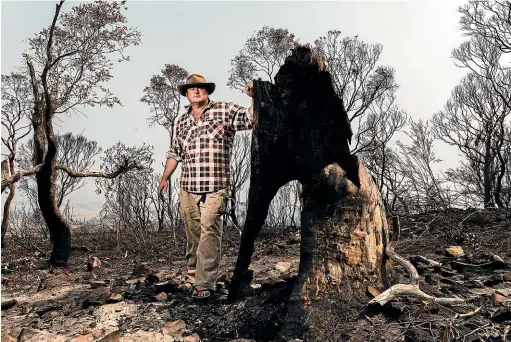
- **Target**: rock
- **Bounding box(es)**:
[155,292,168,302]
[1,298,17,311]
[18,328,66,342]
[144,274,160,287]
[275,261,293,273]
[491,308,511,323]
[97,288,112,304]
[161,319,186,338]
[132,262,155,277]
[70,334,95,342]
[445,246,465,257]
[184,333,201,342]
[90,280,108,288]
[287,232,301,245]
[108,293,124,303]
[366,285,382,297]
[152,280,180,294]
[483,274,504,286]
[492,293,508,303]
[97,330,124,342]
[87,256,102,271]
[1,332,16,342]
[120,331,165,341]
[271,245,282,255]
[35,301,63,316]
[250,283,262,289]
[42,272,81,289]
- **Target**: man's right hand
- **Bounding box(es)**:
[157,179,168,196]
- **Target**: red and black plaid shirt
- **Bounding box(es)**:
[166,100,253,193]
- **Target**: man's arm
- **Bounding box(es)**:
[158,131,182,194]
[229,82,256,131]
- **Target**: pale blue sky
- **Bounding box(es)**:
[2,1,467,218]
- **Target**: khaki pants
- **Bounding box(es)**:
[179,187,227,290]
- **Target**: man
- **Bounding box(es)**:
[157,74,254,300]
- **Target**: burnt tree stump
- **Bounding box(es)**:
[228,45,393,340]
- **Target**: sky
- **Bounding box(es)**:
[1,0,468,219]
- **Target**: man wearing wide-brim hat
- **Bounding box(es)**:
[157,73,254,300]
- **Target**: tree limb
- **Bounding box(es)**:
[368,245,466,306]
[1,164,44,192]
[54,163,144,179]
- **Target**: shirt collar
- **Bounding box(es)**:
[184,99,216,113]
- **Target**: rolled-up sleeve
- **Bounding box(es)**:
[229,102,253,131]
[165,132,182,162]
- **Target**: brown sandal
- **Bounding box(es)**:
[192,286,214,300]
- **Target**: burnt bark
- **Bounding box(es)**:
[1,157,15,247]
[228,45,392,340]
[25,1,71,266]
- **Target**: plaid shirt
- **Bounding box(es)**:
[165,100,253,193]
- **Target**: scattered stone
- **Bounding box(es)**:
[90,280,108,289]
[107,293,124,303]
[152,280,180,294]
[484,274,504,286]
[491,308,511,323]
[35,302,63,316]
[132,262,155,277]
[492,293,508,303]
[445,246,465,257]
[144,274,160,287]
[287,232,301,245]
[70,334,95,342]
[97,330,123,342]
[161,319,186,338]
[18,328,66,342]
[155,292,168,302]
[1,299,17,311]
[120,330,164,341]
[1,332,16,342]
[87,256,102,271]
[366,285,382,297]
[250,283,262,290]
[275,261,293,273]
[184,333,201,342]
[271,245,282,256]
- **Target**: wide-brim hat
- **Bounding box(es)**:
[178,74,216,96]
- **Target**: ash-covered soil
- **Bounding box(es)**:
[1,208,510,341]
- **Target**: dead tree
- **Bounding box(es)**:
[228,45,462,340]
[227,45,387,340]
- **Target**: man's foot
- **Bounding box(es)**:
[192,286,214,300]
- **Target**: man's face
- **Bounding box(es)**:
[186,86,208,104]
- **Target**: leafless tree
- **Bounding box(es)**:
[313,30,405,156]
[141,64,188,231]
[432,71,510,208]
[1,73,32,246]
[458,1,511,54]
[17,133,102,210]
[396,119,454,212]
[227,133,251,227]
[0,0,145,266]
[227,26,296,91]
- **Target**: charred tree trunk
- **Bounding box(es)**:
[25,1,71,266]
[228,45,394,340]
[483,134,494,207]
[278,163,391,340]
[1,157,16,247]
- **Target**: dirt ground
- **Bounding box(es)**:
[1,208,510,341]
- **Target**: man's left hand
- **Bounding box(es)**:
[245,82,253,97]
